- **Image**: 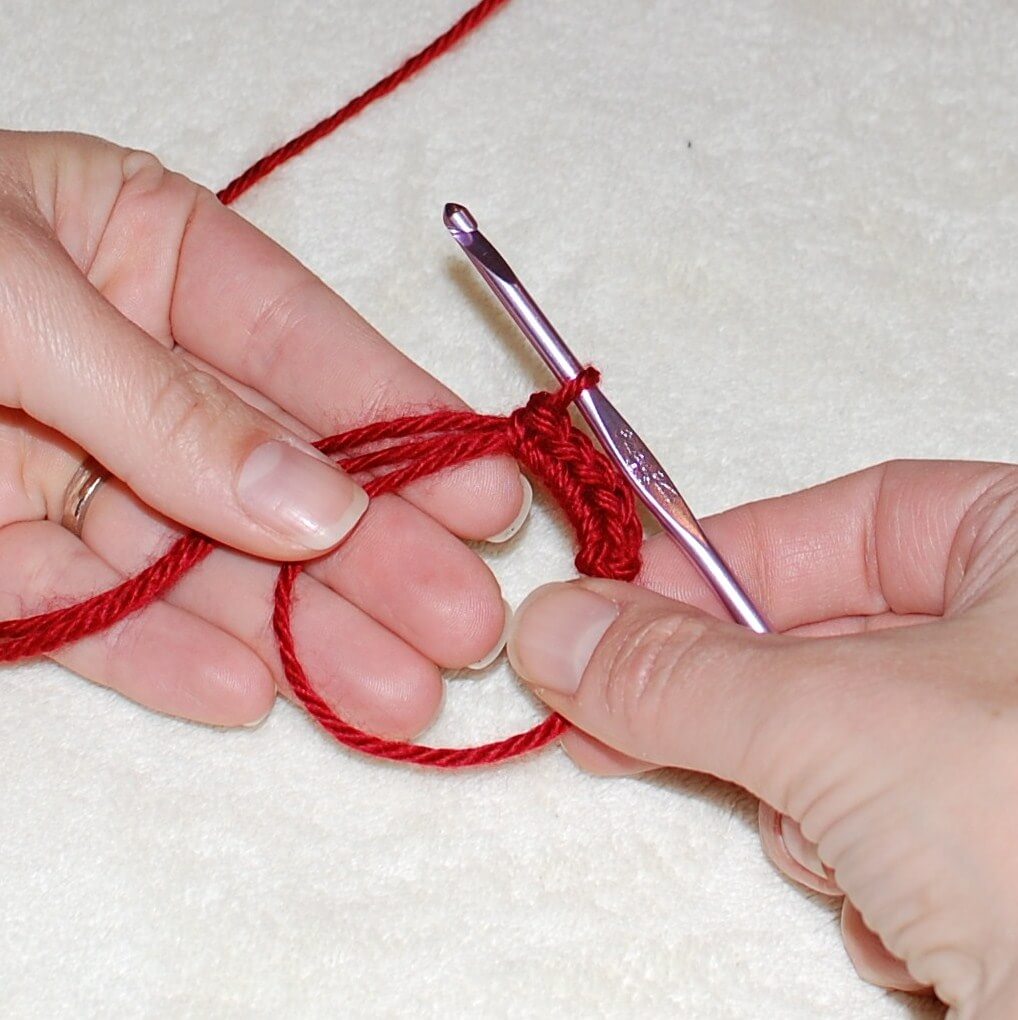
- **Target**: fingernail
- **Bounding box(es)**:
[243,705,273,729]
[466,600,513,671]
[507,584,618,695]
[237,440,368,550]
[486,476,533,543]
[779,814,828,880]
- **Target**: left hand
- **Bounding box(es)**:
[0,130,527,730]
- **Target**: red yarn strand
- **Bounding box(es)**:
[2,4,647,768]
[216,0,514,206]
[0,536,214,660]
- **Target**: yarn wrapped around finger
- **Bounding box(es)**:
[0,369,644,768]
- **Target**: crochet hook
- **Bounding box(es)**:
[443,203,771,635]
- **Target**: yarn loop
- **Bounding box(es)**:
[272,367,643,767]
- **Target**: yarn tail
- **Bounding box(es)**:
[217,0,514,206]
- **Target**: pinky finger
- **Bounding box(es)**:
[0,520,275,725]
[841,900,932,995]
[758,802,842,897]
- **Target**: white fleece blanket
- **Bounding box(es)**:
[3,1,1015,1016]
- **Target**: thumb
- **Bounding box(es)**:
[1,224,367,560]
[507,579,974,812]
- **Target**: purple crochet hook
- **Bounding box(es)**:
[444,203,771,635]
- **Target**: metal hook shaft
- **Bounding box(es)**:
[444,203,771,635]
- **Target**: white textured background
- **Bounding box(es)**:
[3,1,1016,1016]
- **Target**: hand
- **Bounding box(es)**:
[508,459,1018,1017]
[0,130,527,729]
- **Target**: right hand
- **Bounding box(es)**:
[508,459,1018,1016]
[0,129,528,730]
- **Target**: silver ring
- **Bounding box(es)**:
[61,456,109,538]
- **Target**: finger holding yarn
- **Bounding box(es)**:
[0,373,643,768]
[274,370,644,768]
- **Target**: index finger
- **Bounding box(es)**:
[638,459,1018,632]
[169,190,523,540]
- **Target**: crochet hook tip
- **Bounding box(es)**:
[443,202,519,287]
[443,202,477,236]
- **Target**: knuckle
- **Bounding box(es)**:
[149,360,238,451]
[951,466,1018,613]
[0,194,50,272]
[0,522,92,619]
[599,612,713,750]
[103,604,149,671]
[0,156,30,210]
[120,148,165,186]
[0,213,61,408]
[0,131,37,205]
[356,373,407,427]
[0,409,52,525]
[241,276,317,385]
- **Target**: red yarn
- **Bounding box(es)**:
[216,0,514,206]
[275,370,642,767]
[0,0,646,767]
